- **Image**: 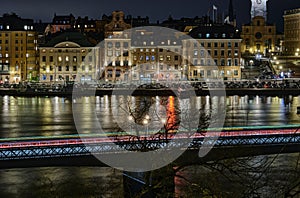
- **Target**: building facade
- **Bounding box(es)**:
[283,8,300,55]
[241,16,280,55]
[186,24,243,80]
[0,14,38,83]
[39,32,97,83]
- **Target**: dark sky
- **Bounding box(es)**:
[1,0,300,32]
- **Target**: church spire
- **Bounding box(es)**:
[228,0,234,21]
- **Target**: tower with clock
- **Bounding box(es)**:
[251,0,268,20]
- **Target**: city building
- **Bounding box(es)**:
[102,31,131,82]
[104,11,131,38]
[0,13,38,83]
[39,32,98,83]
[185,24,243,80]
[283,8,300,55]
[51,14,75,34]
[130,30,182,83]
[240,0,282,55]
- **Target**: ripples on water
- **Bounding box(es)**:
[0,95,299,138]
[0,95,299,197]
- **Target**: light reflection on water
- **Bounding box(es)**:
[0,95,299,196]
[0,95,299,138]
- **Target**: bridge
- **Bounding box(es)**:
[0,125,299,169]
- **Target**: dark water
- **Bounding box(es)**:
[0,95,299,197]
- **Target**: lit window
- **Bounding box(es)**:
[66,56,69,62]
[206,33,210,38]
[58,56,62,62]
[6,25,9,30]
[24,25,28,30]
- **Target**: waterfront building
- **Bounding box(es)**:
[0,13,38,83]
[185,24,243,80]
[39,32,98,83]
[102,31,131,82]
[130,29,182,83]
[240,0,282,55]
[241,16,281,55]
[283,8,300,55]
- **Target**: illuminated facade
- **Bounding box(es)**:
[0,14,38,83]
[39,32,97,83]
[185,24,243,80]
[241,16,280,55]
[102,32,131,82]
[283,8,300,55]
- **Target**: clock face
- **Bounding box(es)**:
[256,0,262,4]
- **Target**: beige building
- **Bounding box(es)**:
[0,13,38,83]
[39,32,97,83]
[283,8,300,55]
[241,16,280,55]
[102,31,131,82]
[185,24,243,80]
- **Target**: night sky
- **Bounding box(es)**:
[1,0,300,32]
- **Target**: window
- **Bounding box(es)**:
[207,70,211,76]
[50,56,53,62]
[123,42,128,48]
[200,70,204,77]
[221,43,225,48]
[228,50,232,56]
[159,55,163,61]
[228,42,232,48]
[234,42,239,47]
[42,56,46,62]
[227,59,232,66]
[58,66,62,71]
[15,40,18,44]
[174,55,179,61]
[73,56,77,62]
[234,70,238,76]
[199,50,204,57]
[15,47,18,51]
[146,56,149,61]
[66,56,69,62]
[257,20,260,26]
[193,70,198,76]
[66,66,69,71]
[207,43,211,48]
[214,59,218,65]
[151,56,155,61]
[82,56,85,61]
[107,42,113,48]
[73,66,77,71]
[214,50,218,56]
[194,50,198,56]
[221,50,225,56]
[221,59,225,66]
[107,50,113,57]
[214,42,218,48]
[115,42,120,48]
[58,56,62,62]
[166,56,171,61]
